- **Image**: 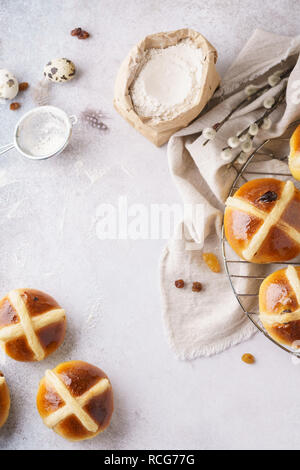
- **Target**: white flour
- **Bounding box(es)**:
[17,109,68,157]
[130,39,203,121]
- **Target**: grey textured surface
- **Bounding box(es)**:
[0,0,300,450]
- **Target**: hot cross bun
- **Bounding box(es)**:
[0,371,10,428]
[259,265,300,347]
[289,124,300,181]
[224,178,300,263]
[37,361,114,441]
[0,289,66,361]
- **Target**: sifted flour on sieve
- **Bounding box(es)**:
[130,39,203,122]
[16,109,69,157]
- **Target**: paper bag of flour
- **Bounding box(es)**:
[114,29,220,147]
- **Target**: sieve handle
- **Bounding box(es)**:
[0,143,14,156]
[69,115,78,126]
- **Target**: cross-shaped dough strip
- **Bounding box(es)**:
[226,196,300,245]
[260,308,300,325]
[226,196,267,220]
[226,181,295,261]
[286,265,300,306]
[242,181,294,260]
[44,370,103,433]
[0,377,5,386]
[8,290,45,361]
[0,308,65,342]
[283,224,300,244]
[44,377,109,429]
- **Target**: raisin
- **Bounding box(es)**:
[10,102,20,110]
[258,191,277,203]
[192,282,202,292]
[175,279,184,289]
[282,309,292,313]
[33,296,39,301]
[71,27,82,36]
[242,353,255,364]
[202,253,221,273]
[71,27,89,39]
[78,30,90,39]
[19,82,29,91]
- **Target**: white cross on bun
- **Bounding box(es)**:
[224,178,300,264]
[0,289,66,361]
[37,361,114,442]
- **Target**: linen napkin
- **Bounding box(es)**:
[160,29,300,360]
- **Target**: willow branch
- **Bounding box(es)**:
[202,66,293,146]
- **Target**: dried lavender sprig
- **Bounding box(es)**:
[227,84,287,168]
[202,66,293,146]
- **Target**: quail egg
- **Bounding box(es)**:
[43,58,76,83]
[0,69,19,100]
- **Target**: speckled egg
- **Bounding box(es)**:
[0,69,19,100]
[43,58,76,83]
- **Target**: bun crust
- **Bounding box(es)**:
[0,289,66,361]
[37,361,113,442]
[224,178,300,263]
[0,372,10,428]
[289,125,300,181]
[259,265,300,347]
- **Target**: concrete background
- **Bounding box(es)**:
[0,0,299,450]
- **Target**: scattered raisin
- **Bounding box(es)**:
[192,282,202,292]
[202,252,221,273]
[10,102,20,110]
[78,30,90,39]
[242,353,255,364]
[258,191,277,203]
[175,279,184,289]
[282,309,292,313]
[71,27,82,36]
[33,296,39,301]
[71,27,89,39]
[19,82,29,91]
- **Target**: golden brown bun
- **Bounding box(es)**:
[259,265,300,347]
[224,178,300,263]
[289,125,300,181]
[37,360,113,442]
[0,289,66,361]
[0,371,10,428]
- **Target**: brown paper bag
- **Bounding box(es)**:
[114,28,220,147]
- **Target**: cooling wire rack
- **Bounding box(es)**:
[222,120,300,357]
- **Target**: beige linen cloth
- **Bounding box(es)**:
[160,29,300,360]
